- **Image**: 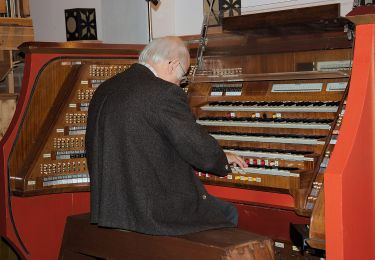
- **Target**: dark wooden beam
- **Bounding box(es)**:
[223,4,341,31]
[190,32,352,57]
[19,42,144,55]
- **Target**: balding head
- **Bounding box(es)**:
[139,36,190,85]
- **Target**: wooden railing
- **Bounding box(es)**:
[0,0,32,140]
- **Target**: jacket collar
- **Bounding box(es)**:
[138,62,158,77]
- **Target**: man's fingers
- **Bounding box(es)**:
[225,153,248,169]
[233,156,248,169]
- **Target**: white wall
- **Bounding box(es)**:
[29,0,102,42]
[151,0,352,38]
[101,0,148,44]
[174,0,203,36]
[241,0,354,16]
[152,0,203,38]
[29,0,355,43]
[29,0,148,43]
[151,0,175,39]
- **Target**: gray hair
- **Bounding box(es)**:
[138,36,189,68]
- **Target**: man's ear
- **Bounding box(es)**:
[168,59,179,74]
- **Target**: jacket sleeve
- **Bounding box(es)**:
[153,85,231,176]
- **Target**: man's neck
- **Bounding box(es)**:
[139,62,158,77]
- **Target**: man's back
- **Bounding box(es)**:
[86,63,236,235]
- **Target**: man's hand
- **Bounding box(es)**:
[225,152,248,169]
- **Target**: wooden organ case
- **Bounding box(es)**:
[0,43,143,259]
[187,4,374,260]
[0,4,374,260]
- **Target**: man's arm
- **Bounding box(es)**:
[154,86,246,176]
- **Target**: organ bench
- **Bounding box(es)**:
[59,214,274,260]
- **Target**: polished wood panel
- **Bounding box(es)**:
[347,5,375,25]
[194,49,352,75]
[193,31,352,57]
[9,58,137,195]
[223,4,341,32]
[9,60,76,191]
[0,18,32,26]
[0,18,34,51]
[19,41,143,55]
[307,187,325,250]
[21,0,30,17]
[0,0,6,14]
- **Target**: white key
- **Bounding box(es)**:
[223,149,314,161]
[197,120,331,130]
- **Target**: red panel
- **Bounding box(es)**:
[11,193,89,260]
[236,203,309,241]
[0,53,64,259]
[206,185,295,208]
[206,185,303,241]
[325,24,375,260]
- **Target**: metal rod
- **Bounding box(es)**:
[11,0,16,17]
[6,0,10,17]
[147,1,153,42]
[16,0,20,17]
[196,0,215,71]
[7,50,15,94]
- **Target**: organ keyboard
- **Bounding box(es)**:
[211,132,325,145]
[192,77,347,216]
[201,101,340,113]
[197,117,333,129]
[188,4,352,220]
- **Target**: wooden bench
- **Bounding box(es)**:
[59,214,274,260]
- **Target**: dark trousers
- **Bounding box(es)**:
[211,196,238,226]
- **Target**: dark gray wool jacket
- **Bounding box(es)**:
[85,63,235,235]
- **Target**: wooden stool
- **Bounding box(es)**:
[59,214,274,260]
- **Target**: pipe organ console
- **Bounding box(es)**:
[187,42,352,258]
[0,43,143,259]
[191,77,349,217]
[9,59,139,195]
[0,4,374,260]
[9,59,138,195]
[187,4,375,259]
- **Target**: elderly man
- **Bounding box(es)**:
[86,36,247,235]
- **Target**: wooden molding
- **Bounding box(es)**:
[0,18,33,27]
